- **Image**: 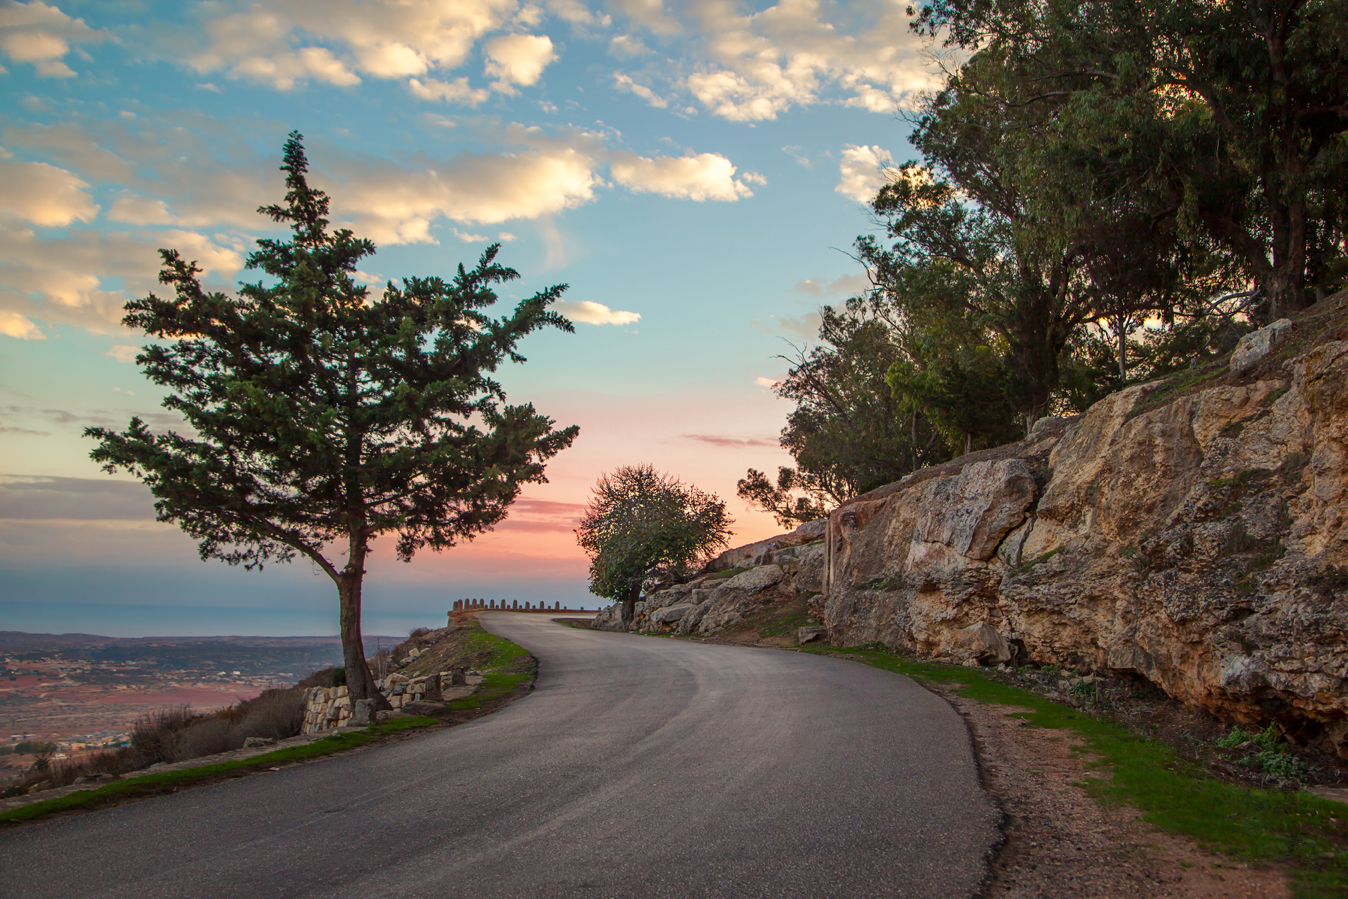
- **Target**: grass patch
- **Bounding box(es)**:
[758,608,816,639]
[0,716,437,825]
[807,645,1348,898]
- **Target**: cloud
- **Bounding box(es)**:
[0,160,99,226]
[610,0,681,35]
[683,434,776,448]
[608,34,650,57]
[104,344,140,363]
[484,33,556,91]
[555,299,640,326]
[607,0,935,121]
[407,76,490,105]
[0,475,157,521]
[0,0,108,78]
[609,152,755,201]
[751,311,823,338]
[327,147,602,241]
[836,143,897,203]
[791,273,869,297]
[492,495,586,532]
[0,223,246,333]
[754,376,781,388]
[546,0,609,27]
[179,0,519,93]
[612,72,668,107]
[0,310,44,340]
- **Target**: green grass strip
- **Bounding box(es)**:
[0,716,438,824]
[812,646,1348,899]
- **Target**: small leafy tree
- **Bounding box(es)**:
[86,133,579,704]
[576,465,733,624]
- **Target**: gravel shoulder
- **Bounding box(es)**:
[935,683,1292,899]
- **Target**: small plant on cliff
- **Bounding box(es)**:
[576,465,733,625]
[85,133,578,706]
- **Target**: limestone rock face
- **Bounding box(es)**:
[819,334,1348,757]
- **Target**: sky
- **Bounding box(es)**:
[0,0,933,637]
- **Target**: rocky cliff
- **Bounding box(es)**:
[606,301,1348,758]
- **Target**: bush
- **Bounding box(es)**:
[1,687,310,798]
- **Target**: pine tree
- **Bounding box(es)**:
[87,133,579,703]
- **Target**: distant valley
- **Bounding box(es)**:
[0,631,400,776]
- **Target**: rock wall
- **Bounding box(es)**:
[605,316,1348,757]
[819,327,1348,756]
[301,670,471,733]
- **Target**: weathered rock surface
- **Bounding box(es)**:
[816,333,1348,757]
[598,304,1348,757]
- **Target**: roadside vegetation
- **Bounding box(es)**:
[738,0,1347,528]
[0,616,534,826]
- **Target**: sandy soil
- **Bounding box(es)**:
[932,684,1292,899]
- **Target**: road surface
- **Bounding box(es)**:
[0,613,999,898]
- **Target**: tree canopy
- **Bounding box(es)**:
[86,132,579,702]
[576,465,732,623]
[745,0,1347,514]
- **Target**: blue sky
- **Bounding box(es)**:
[0,0,932,636]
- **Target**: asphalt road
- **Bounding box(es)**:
[0,614,999,899]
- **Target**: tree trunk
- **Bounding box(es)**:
[336,541,390,709]
[620,589,638,628]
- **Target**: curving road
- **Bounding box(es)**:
[0,613,999,898]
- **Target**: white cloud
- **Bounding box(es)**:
[752,311,823,338]
[609,152,754,201]
[0,310,44,339]
[546,0,608,26]
[328,147,601,242]
[498,231,517,241]
[556,300,640,326]
[608,34,650,57]
[104,344,140,363]
[0,223,246,334]
[612,72,668,107]
[0,161,99,226]
[106,195,175,226]
[792,273,869,297]
[835,144,896,204]
[408,76,490,105]
[754,375,781,388]
[484,33,557,91]
[608,0,936,121]
[181,0,518,90]
[453,227,490,242]
[609,0,680,35]
[0,1,107,78]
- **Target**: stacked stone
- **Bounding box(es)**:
[301,686,352,734]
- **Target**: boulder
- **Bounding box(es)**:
[1230,318,1293,372]
[348,700,376,727]
[650,604,693,624]
[722,565,784,593]
[796,626,829,645]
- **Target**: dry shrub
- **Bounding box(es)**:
[131,705,195,766]
[234,688,304,740]
[295,666,345,689]
[3,686,309,798]
[174,717,238,759]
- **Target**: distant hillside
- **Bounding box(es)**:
[0,632,403,675]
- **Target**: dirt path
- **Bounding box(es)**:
[932,684,1292,898]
